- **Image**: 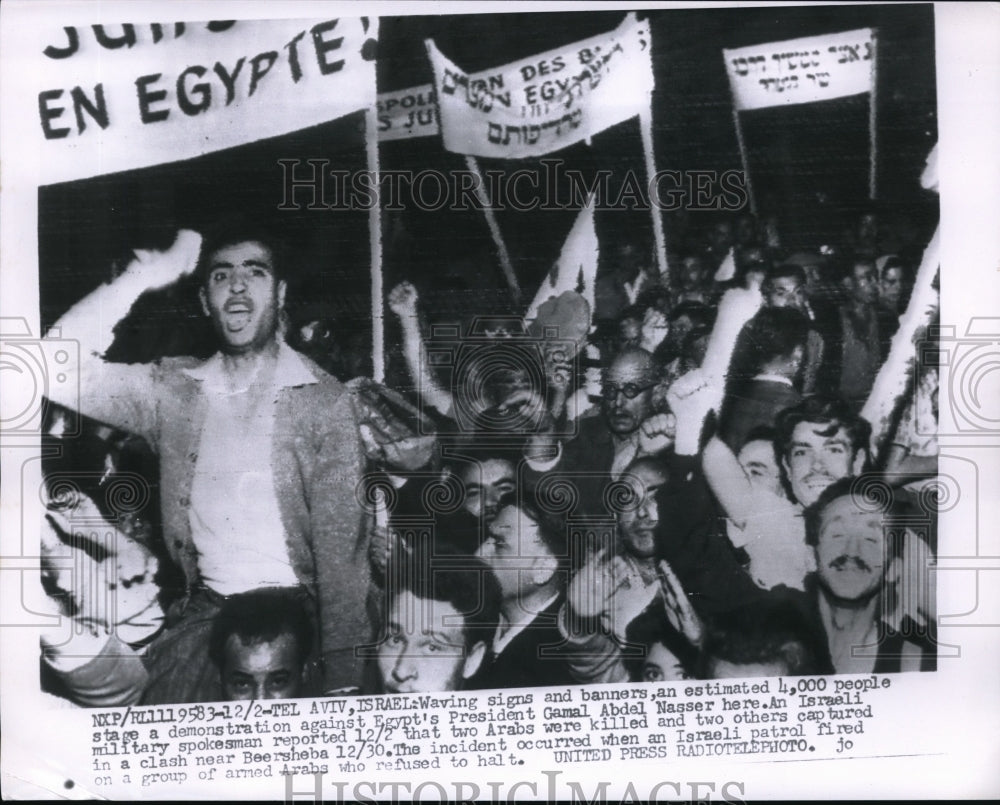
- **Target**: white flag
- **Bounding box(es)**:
[525,195,599,323]
[426,13,653,159]
[723,28,874,111]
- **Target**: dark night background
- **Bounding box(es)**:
[38,4,937,384]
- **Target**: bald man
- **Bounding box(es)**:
[523,347,674,523]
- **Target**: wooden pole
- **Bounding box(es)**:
[639,106,669,283]
[464,154,521,303]
[868,30,879,200]
[365,104,384,383]
[732,106,757,215]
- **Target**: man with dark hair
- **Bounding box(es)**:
[439,448,518,516]
[775,396,871,508]
[839,259,883,410]
[875,255,909,356]
[761,263,826,393]
[697,595,824,678]
[209,588,315,701]
[469,488,575,689]
[622,603,696,682]
[661,301,714,363]
[559,456,697,685]
[43,228,367,703]
[376,554,502,694]
[800,477,935,673]
[720,306,809,451]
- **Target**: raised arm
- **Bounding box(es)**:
[861,227,940,462]
[42,230,202,437]
[387,282,454,418]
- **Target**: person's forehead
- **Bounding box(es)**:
[607,354,653,383]
[225,634,297,670]
[463,458,515,485]
[739,440,777,465]
[818,496,885,536]
[490,505,548,549]
[646,641,682,666]
[627,464,667,491]
[791,421,848,444]
[389,591,466,639]
[772,275,802,289]
[209,240,274,267]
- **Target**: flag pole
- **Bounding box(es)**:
[732,106,757,216]
[464,154,521,303]
[868,30,879,200]
[365,103,384,382]
[639,105,669,284]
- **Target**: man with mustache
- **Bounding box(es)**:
[802,478,935,673]
[43,226,368,703]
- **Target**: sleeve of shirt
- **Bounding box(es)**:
[307,386,371,693]
[62,355,161,445]
[44,633,148,708]
[556,604,630,685]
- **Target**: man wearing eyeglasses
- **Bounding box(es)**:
[523,347,675,519]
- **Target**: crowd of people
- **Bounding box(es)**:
[39,189,940,707]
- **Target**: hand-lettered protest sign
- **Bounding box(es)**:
[12,17,376,185]
[425,12,653,159]
[723,28,875,111]
[377,84,439,141]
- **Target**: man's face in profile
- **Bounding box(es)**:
[814,494,886,603]
[880,265,905,310]
[200,240,286,354]
[221,634,303,700]
[738,439,783,498]
[378,591,473,694]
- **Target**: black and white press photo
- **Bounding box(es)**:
[1,1,997,801]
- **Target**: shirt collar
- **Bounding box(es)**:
[183,341,319,392]
[493,592,560,655]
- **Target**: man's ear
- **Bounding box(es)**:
[199,286,210,317]
[852,448,868,476]
[462,641,488,680]
[277,279,287,310]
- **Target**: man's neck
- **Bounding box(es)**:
[217,340,280,393]
[499,584,558,633]
[817,586,881,672]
